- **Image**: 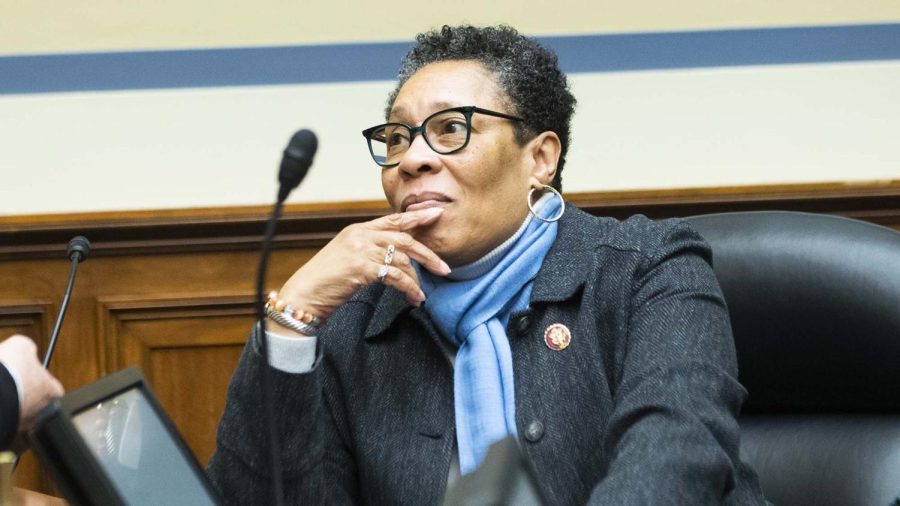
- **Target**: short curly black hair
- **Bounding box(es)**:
[386,25,576,190]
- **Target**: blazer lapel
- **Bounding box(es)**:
[531,203,597,304]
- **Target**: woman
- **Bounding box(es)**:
[209,25,766,504]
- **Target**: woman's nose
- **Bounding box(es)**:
[397,134,440,178]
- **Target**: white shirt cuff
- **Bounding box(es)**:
[265,330,317,373]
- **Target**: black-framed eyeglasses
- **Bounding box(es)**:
[361,106,524,168]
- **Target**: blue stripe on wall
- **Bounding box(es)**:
[550,23,900,73]
[1,23,899,95]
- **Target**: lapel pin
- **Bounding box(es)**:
[544,323,571,351]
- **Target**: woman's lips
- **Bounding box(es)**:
[401,192,453,212]
[406,200,449,212]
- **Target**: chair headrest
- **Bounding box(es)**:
[686,212,900,413]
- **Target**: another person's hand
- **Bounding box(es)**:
[0,335,64,431]
[13,487,69,505]
[273,207,450,334]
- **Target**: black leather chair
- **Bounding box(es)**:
[686,211,900,505]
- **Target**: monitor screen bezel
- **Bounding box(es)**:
[29,366,220,505]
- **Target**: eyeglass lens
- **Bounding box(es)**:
[368,109,470,166]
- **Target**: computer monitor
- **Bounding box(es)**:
[29,367,220,505]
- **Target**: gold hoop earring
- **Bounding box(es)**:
[527,185,565,223]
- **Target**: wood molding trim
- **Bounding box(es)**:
[2,181,898,260]
[0,301,53,350]
[95,294,255,375]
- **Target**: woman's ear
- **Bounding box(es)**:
[527,131,561,187]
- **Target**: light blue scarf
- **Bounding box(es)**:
[418,194,560,473]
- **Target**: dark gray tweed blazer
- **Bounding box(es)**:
[208,204,766,505]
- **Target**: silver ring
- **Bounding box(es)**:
[384,244,395,265]
[377,265,389,283]
[527,185,565,223]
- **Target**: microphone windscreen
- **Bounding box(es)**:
[279,129,318,197]
[67,236,91,261]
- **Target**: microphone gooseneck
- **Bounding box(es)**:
[13,236,90,470]
[43,236,91,368]
[257,130,318,506]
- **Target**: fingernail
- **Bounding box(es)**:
[418,290,426,302]
[440,262,451,275]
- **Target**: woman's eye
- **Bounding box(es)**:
[441,120,467,135]
[386,132,409,149]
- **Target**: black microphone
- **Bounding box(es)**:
[257,130,318,506]
[277,129,318,202]
[43,236,91,368]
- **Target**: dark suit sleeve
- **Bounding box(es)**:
[0,363,21,450]
[589,221,766,504]
[206,328,358,505]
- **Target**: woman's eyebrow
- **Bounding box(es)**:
[388,106,408,122]
[389,101,464,123]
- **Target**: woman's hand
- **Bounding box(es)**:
[272,207,450,333]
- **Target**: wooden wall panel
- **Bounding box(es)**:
[0,249,317,494]
[0,302,52,344]
[0,182,897,495]
[0,303,54,492]
[97,295,253,463]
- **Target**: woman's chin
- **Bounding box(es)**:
[412,229,459,266]
[414,228,444,253]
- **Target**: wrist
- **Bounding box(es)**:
[270,291,326,326]
[265,319,309,338]
[265,291,322,336]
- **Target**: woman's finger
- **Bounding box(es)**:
[383,249,420,288]
[375,231,450,276]
[366,207,444,232]
[366,240,423,298]
[376,264,426,306]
